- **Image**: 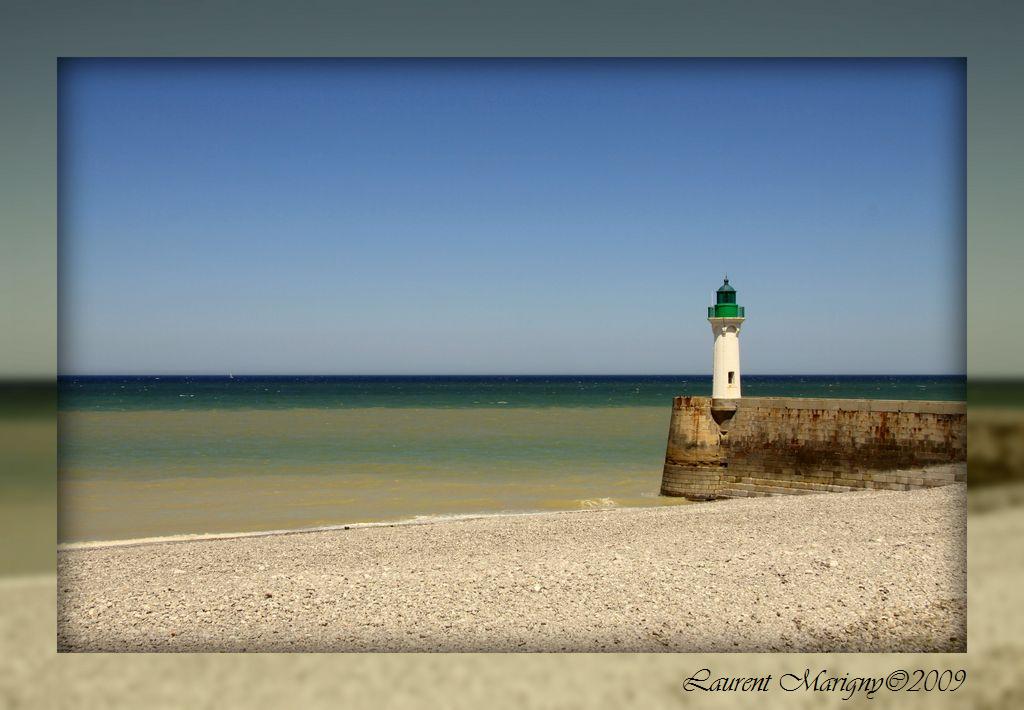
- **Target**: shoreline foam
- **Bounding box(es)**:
[57,505,622,551]
[59,464,962,551]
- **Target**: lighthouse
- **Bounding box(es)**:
[708,277,745,400]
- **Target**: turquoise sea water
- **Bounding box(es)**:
[61,375,965,411]
[58,375,964,542]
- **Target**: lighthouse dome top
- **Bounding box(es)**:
[709,276,744,318]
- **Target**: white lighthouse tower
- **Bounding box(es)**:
[708,277,745,400]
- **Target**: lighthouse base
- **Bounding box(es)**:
[710,398,738,427]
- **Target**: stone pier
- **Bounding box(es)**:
[661,396,967,499]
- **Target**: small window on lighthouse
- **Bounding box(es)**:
[728,371,735,385]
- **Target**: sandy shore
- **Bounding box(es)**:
[57,483,966,653]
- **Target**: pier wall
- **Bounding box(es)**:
[660,396,967,499]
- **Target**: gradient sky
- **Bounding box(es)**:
[59,59,964,375]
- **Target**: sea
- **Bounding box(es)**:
[58,375,965,543]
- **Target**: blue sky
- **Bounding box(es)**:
[59,59,964,375]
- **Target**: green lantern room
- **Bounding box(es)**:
[708,277,745,318]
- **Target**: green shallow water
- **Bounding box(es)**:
[59,407,683,542]
[57,375,966,542]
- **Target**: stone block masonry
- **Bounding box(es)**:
[661,396,966,500]
[660,396,726,500]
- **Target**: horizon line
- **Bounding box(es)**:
[55,372,968,378]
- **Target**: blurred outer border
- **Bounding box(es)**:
[14,0,1024,380]
[2,0,1022,708]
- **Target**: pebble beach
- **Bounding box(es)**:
[57,479,966,653]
